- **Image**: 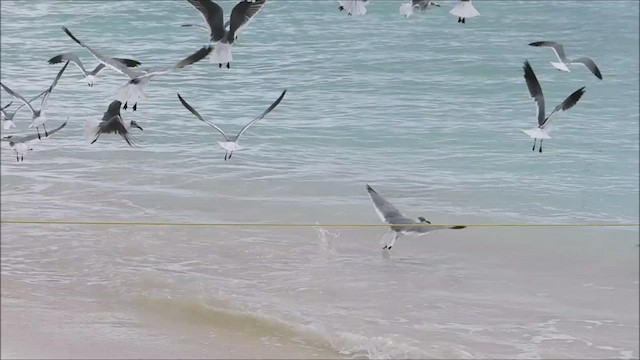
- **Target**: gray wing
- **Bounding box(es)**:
[570,57,602,80]
[13,88,49,114]
[186,0,226,42]
[236,89,286,140]
[529,41,567,62]
[523,60,546,127]
[226,0,266,43]
[1,102,12,117]
[0,82,36,116]
[177,93,230,141]
[365,184,412,224]
[20,119,68,143]
[48,52,88,76]
[138,46,212,79]
[542,87,586,127]
[62,26,139,79]
[40,61,69,110]
[91,58,141,75]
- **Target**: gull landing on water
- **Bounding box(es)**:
[338,0,370,16]
[84,100,143,147]
[0,61,69,139]
[2,119,67,162]
[529,41,603,80]
[182,0,267,69]
[177,89,287,161]
[48,52,142,87]
[62,26,212,112]
[522,60,586,153]
[365,184,466,250]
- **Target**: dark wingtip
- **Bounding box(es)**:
[113,58,142,68]
[450,225,466,230]
[529,41,542,47]
[48,54,64,65]
[62,26,82,45]
[365,183,374,192]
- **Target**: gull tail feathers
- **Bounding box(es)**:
[83,118,101,142]
[522,127,551,139]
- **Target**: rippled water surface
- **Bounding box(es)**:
[1,1,638,358]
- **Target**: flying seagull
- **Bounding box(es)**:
[449,0,479,24]
[177,89,286,161]
[62,26,212,111]
[84,100,143,147]
[521,60,586,152]
[0,89,48,130]
[2,119,67,162]
[48,52,142,87]
[338,0,370,16]
[400,0,440,17]
[365,184,466,250]
[182,0,267,69]
[529,41,603,80]
[0,61,69,139]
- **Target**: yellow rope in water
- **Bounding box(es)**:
[0,220,638,227]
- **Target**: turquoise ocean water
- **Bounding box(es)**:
[1,1,638,358]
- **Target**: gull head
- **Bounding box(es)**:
[130,120,143,131]
[417,217,431,224]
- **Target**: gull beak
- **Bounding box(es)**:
[133,122,143,131]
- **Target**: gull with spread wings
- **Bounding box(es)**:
[2,119,67,162]
[529,41,602,80]
[62,26,212,111]
[0,61,69,139]
[84,100,143,147]
[177,89,286,161]
[521,60,586,152]
[366,184,466,250]
[182,0,267,69]
[48,52,142,87]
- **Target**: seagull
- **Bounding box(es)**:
[0,90,48,130]
[365,184,466,250]
[182,0,267,69]
[338,0,370,16]
[521,60,586,152]
[48,52,142,87]
[0,61,69,139]
[449,0,479,24]
[177,89,286,161]
[399,0,440,17]
[62,26,212,111]
[2,119,67,162]
[84,100,143,147]
[529,41,603,80]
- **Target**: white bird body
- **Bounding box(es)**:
[529,41,603,80]
[551,61,570,72]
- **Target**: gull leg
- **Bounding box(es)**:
[458,17,461,23]
[16,155,19,162]
[37,127,41,140]
[133,103,137,111]
[224,151,228,161]
[43,123,48,137]
[219,63,222,68]
[226,62,230,69]
[20,155,23,162]
[462,17,465,23]
[228,151,232,159]
[532,138,536,151]
[539,139,543,153]
[123,102,128,110]
[384,233,399,250]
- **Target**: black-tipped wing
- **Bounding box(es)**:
[571,57,602,80]
[227,0,266,43]
[186,0,226,42]
[529,41,567,63]
[523,60,546,127]
[236,88,286,140]
[62,26,138,79]
[366,184,412,224]
[102,100,122,122]
[1,101,13,112]
[0,82,36,116]
[48,52,88,76]
[542,87,586,127]
[40,61,69,110]
[97,115,137,147]
[177,93,230,141]
[112,58,142,68]
[139,46,212,79]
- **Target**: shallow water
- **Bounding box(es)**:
[1,0,639,358]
